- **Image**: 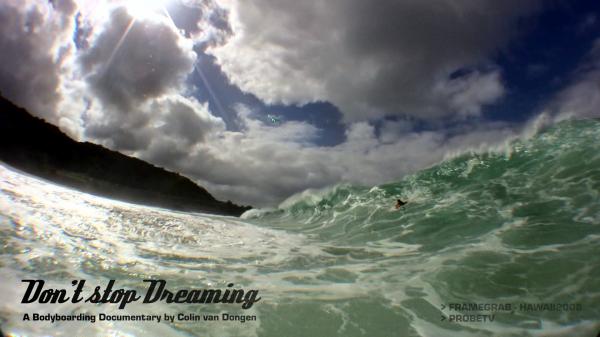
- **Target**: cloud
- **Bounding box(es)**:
[82,92,225,154]
[166,0,232,46]
[83,27,600,207]
[0,0,530,207]
[3,0,598,209]
[208,0,541,122]
[0,0,77,120]
[434,69,505,118]
[129,104,520,207]
[139,95,225,166]
[69,4,231,156]
[549,38,600,120]
[79,6,196,112]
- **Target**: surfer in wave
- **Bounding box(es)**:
[395,199,407,209]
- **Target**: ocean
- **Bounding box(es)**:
[1,119,599,337]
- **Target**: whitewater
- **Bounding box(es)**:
[0,119,599,337]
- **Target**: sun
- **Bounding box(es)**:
[124,0,171,20]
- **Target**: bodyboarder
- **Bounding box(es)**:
[395,199,407,209]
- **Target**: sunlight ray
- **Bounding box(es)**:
[194,60,230,125]
[102,16,136,74]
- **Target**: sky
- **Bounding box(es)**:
[0,0,599,207]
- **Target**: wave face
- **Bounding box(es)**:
[1,119,600,337]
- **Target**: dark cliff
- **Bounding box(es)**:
[0,95,251,216]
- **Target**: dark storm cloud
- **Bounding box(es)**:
[80,6,196,112]
[0,0,76,120]
[210,0,543,121]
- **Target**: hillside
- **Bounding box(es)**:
[0,95,251,216]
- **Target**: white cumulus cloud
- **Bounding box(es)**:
[209,0,542,122]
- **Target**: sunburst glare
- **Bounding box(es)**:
[124,0,171,21]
